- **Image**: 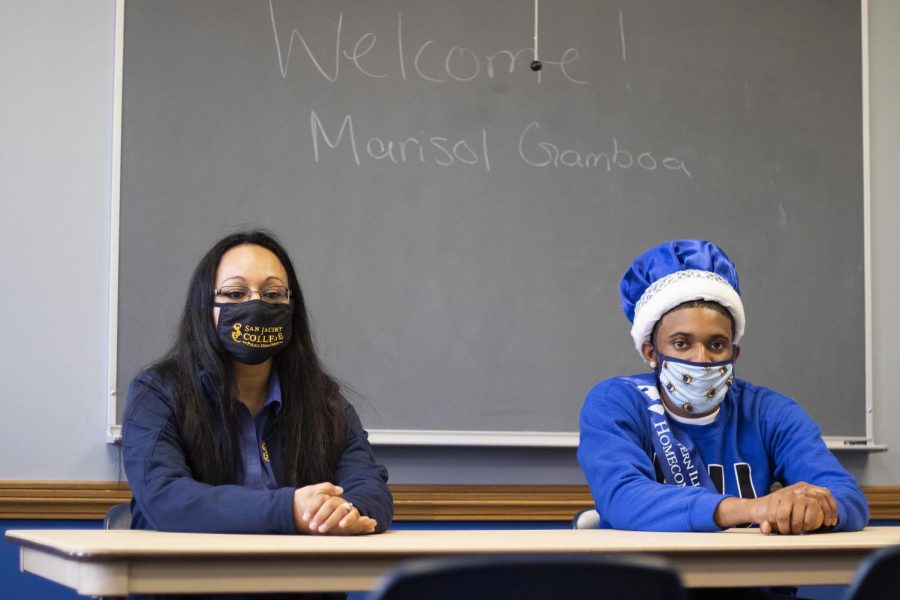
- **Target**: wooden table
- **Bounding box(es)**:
[7,527,900,596]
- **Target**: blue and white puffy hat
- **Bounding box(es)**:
[621,240,745,352]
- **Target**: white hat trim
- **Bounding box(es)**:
[630,269,745,352]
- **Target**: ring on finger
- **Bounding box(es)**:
[341,502,353,512]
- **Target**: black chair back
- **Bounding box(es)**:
[846,545,900,600]
[367,553,686,600]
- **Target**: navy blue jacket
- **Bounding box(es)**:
[123,369,393,534]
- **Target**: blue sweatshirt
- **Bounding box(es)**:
[123,369,393,534]
[578,374,868,532]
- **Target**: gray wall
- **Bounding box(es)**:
[0,0,896,487]
[0,0,120,481]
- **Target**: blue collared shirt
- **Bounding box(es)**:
[236,372,282,490]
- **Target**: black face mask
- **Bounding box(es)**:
[214,300,293,365]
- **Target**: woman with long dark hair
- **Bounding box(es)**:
[123,230,392,536]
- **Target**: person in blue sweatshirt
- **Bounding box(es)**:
[123,230,393,541]
[578,239,868,534]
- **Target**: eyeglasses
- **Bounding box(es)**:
[214,285,292,304]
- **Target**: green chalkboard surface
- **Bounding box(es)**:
[115,0,865,439]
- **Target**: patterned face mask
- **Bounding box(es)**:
[654,351,734,415]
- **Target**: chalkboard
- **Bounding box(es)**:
[114,0,866,440]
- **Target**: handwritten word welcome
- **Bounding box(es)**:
[269,2,589,84]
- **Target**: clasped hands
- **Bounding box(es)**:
[715,482,839,535]
[292,482,377,535]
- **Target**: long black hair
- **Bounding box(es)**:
[152,230,347,486]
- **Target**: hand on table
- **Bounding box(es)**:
[293,482,377,535]
[714,482,838,534]
[751,482,838,534]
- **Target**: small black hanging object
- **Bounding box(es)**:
[531,0,541,72]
